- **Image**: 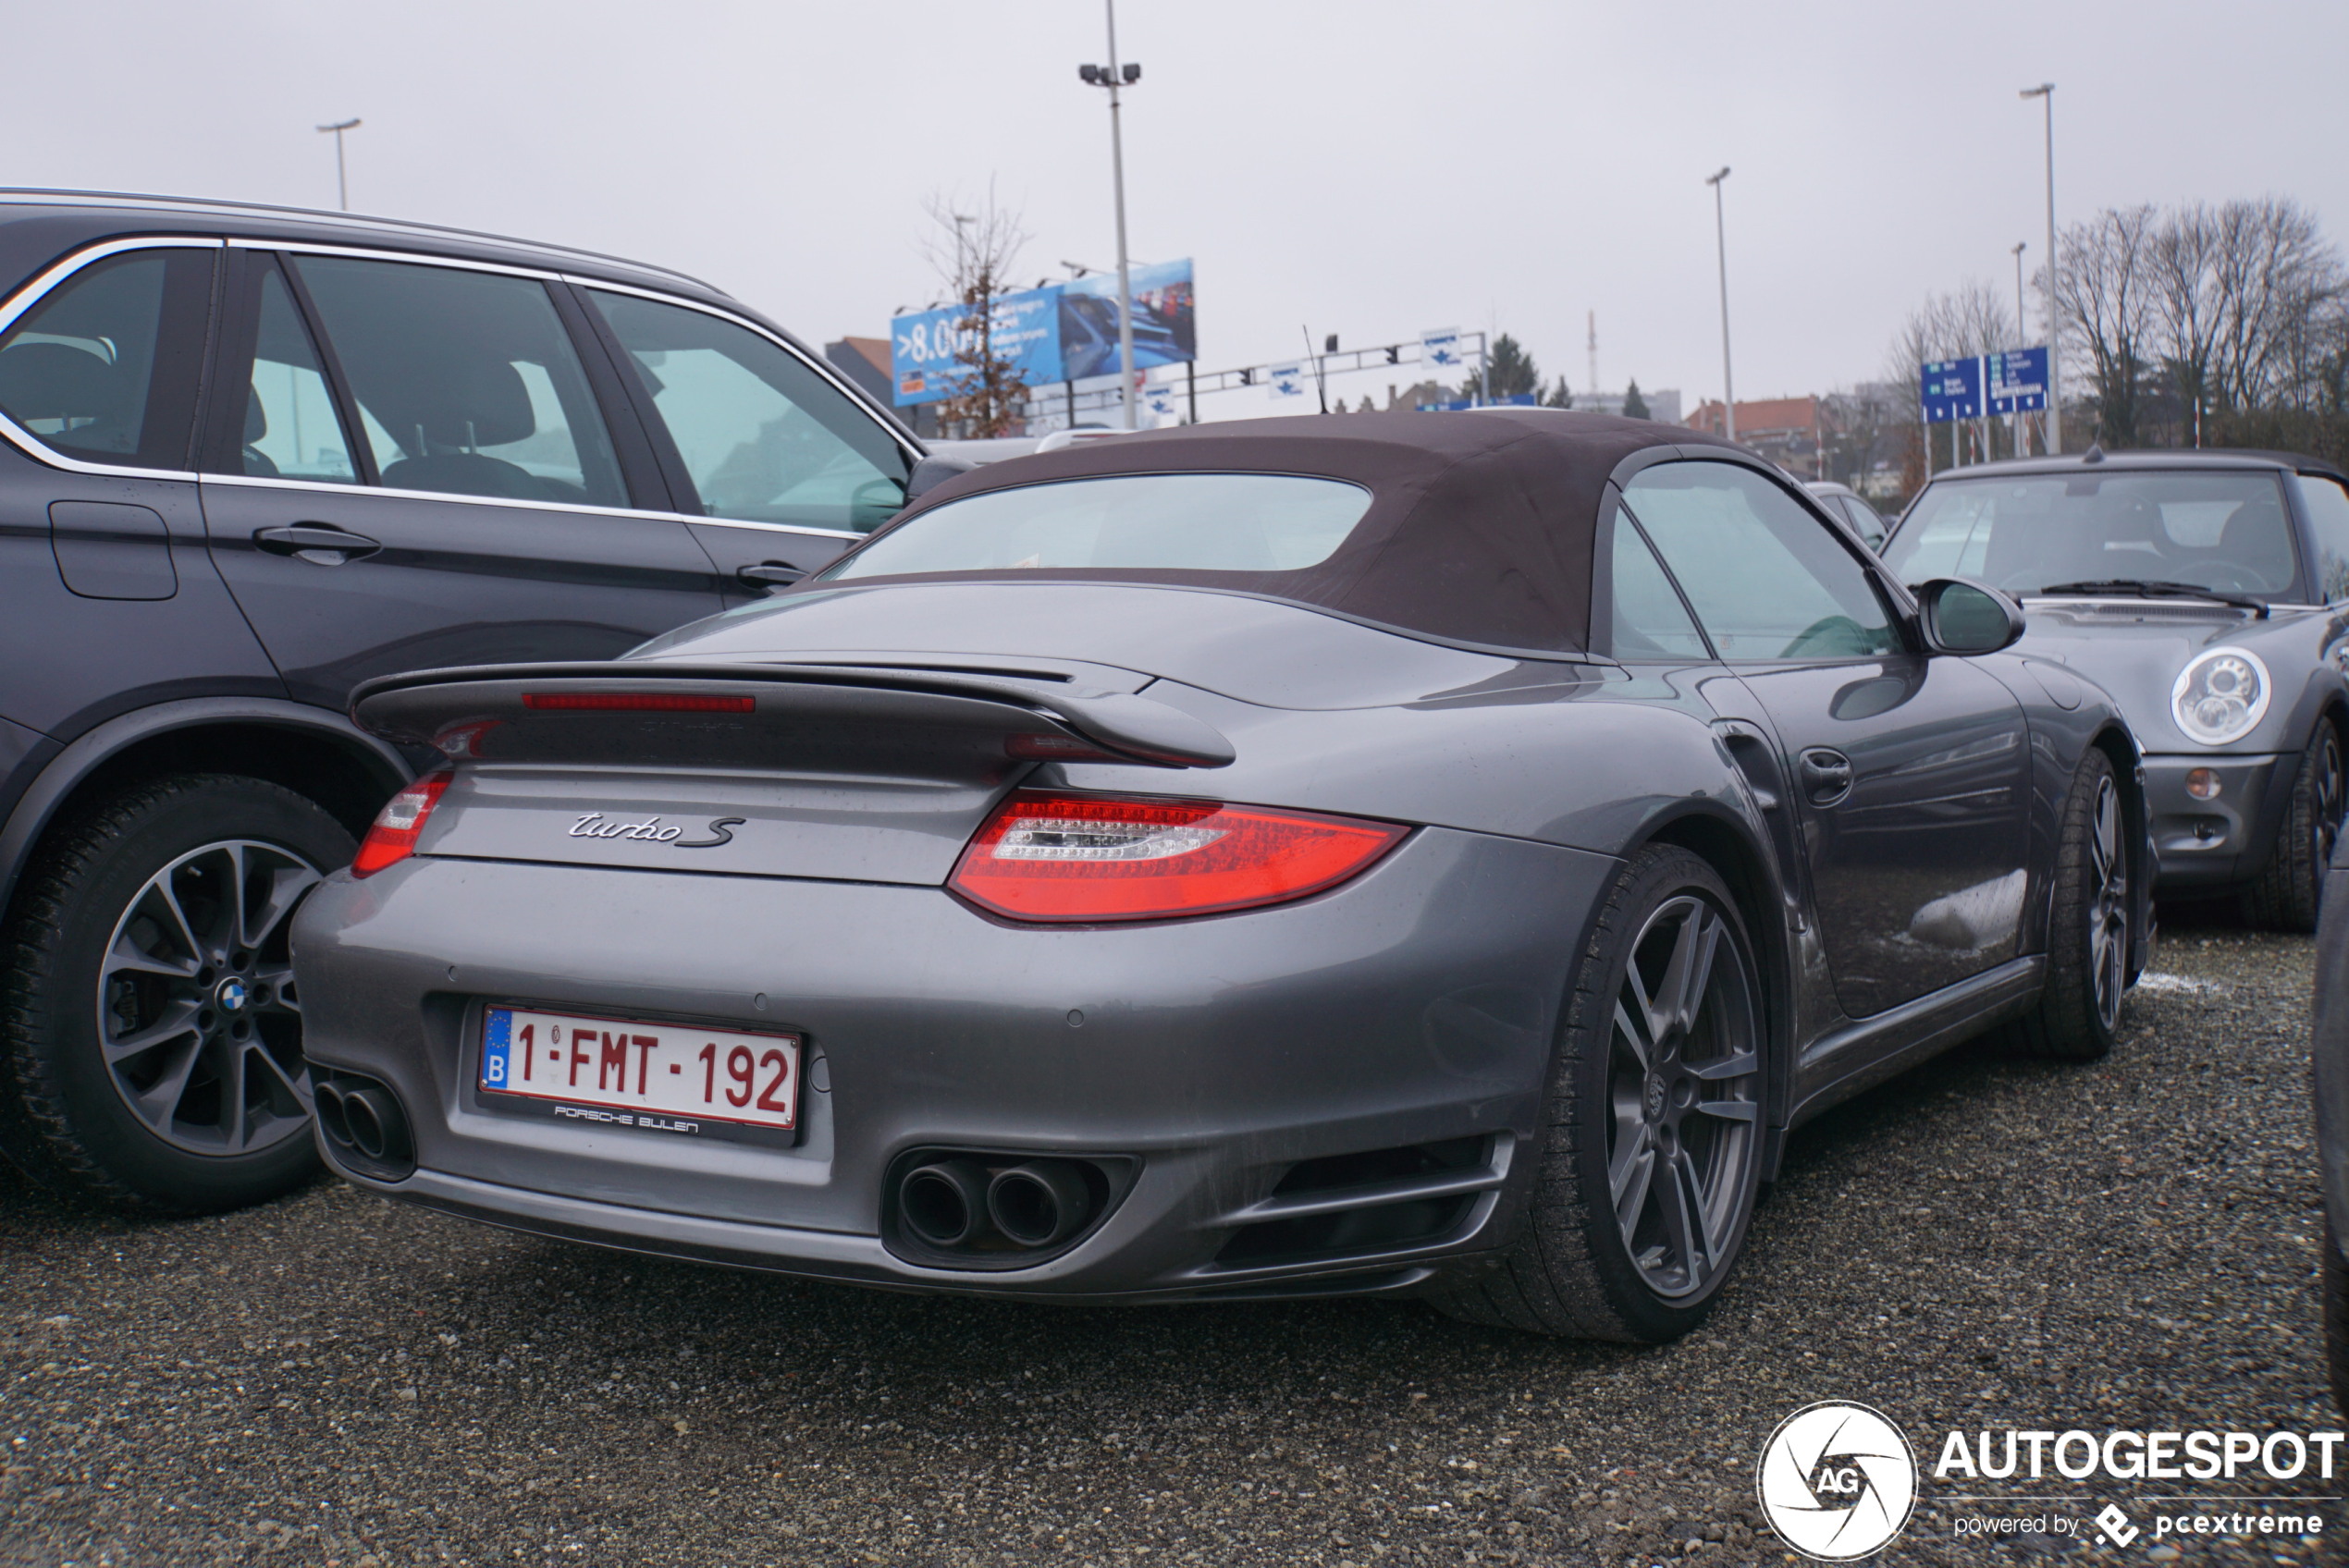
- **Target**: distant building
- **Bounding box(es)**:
[1574,388,1682,425]
[1686,396,1825,477]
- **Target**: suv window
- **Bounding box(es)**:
[290,256,625,508]
[0,248,213,469]
[239,259,358,484]
[1624,461,1900,659]
[2299,475,2349,603]
[587,289,909,533]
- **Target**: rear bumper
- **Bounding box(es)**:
[2144,752,2290,888]
[291,827,1617,1301]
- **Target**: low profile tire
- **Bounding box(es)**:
[1432,845,1766,1342]
[2241,725,2343,934]
[0,774,353,1213]
[2013,748,2130,1062]
[2328,1219,2349,1422]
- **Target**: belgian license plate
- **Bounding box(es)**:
[480,1006,801,1133]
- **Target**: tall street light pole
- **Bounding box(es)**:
[2011,241,2028,458]
[1078,4,1142,430]
[316,118,361,211]
[1705,166,1735,442]
[2020,83,2060,453]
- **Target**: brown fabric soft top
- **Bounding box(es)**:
[815,409,1739,655]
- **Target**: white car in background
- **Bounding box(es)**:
[1805,480,1894,550]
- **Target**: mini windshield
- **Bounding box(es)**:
[823,472,1374,580]
[1883,472,2301,599]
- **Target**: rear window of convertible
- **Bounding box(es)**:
[822,472,1374,579]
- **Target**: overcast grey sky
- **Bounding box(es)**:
[7,0,2344,420]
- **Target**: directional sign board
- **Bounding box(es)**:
[1920,358,1983,423]
[1267,362,1308,398]
[1986,346,2049,413]
[1420,328,1464,370]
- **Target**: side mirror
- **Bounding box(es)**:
[904,454,977,504]
[1913,577,2025,655]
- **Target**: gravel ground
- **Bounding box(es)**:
[0,923,2335,1567]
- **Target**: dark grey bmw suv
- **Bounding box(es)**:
[0,190,919,1212]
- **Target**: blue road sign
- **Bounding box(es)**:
[1921,358,1983,423]
[1986,345,2049,413]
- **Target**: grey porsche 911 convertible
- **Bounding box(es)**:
[290,410,2150,1342]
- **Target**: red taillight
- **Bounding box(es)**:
[521,692,754,712]
[351,771,453,878]
[948,790,1407,923]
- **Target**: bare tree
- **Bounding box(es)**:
[2055,204,2159,447]
[2061,196,2345,447]
[921,190,1033,438]
[1884,280,2020,480]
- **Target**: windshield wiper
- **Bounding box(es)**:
[2034,579,2270,619]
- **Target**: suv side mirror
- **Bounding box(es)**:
[1914,577,2025,655]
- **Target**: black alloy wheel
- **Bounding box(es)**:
[1433,844,1765,1342]
[96,839,318,1158]
[2244,725,2344,933]
[2014,748,2131,1061]
[0,775,354,1212]
[1603,890,1764,1301]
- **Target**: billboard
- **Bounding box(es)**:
[890,260,1196,406]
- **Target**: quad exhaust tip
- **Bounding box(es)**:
[900,1159,990,1248]
[889,1152,1117,1265]
[313,1072,416,1174]
[988,1161,1093,1247]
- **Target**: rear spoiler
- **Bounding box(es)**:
[349,660,1235,770]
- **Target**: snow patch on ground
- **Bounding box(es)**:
[2134,971,2225,995]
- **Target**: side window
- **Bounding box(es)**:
[1607,506,1710,659]
[239,260,357,484]
[587,289,910,533]
[0,248,212,469]
[2299,476,2349,603]
[1842,496,1888,549]
[1625,461,1900,660]
[291,256,626,508]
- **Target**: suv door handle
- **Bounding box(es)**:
[254,524,382,564]
[1798,747,1856,806]
[735,561,807,589]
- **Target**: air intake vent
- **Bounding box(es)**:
[1213,1134,1506,1268]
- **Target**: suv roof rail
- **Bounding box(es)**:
[0,187,723,297]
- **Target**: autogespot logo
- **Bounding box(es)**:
[1757,1402,1920,1561]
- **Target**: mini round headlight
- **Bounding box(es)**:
[2171,647,2271,745]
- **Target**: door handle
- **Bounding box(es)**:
[1798,748,1855,806]
[254,523,382,565]
[735,561,807,589]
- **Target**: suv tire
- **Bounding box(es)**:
[1431,845,1766,1342]
[0,774,353,1213]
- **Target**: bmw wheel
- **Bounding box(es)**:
[0,774,353,1212]
[2243,725,2344,934]
[1433,844,1765,1342]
